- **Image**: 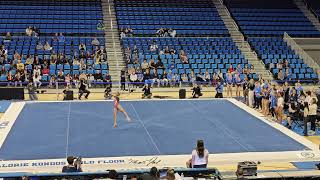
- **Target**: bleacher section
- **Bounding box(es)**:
[248,37,318,81]
[0,36,108,82]
[224,0,320,37]
[125,37,258,80]
[115,0,229,36]
[0,0,108,84]
[0,0,104,36]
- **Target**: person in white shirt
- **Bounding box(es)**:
[33,72,42,88]
[308,98,318,135]
[149,42,158,52]
[187,140,209,168]
[129,71,138,87]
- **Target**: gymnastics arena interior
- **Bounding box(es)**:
[0,0,320,179]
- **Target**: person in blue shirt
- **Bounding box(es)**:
[269,90,277,119]
[254,82,262,109]
[234,73,242,98]
[215,79,224,98]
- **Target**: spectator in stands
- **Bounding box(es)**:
[33,66,41,76]
[36,41,43,50]
[93,70,104,85]
[27,80,38,100]
[4,32,12,42]
[14,51,21,61]
[141,59,149,72]
[44,41,52,51]
[168,61,176,71]
[129,70,138,87]
[33,72,42,88]
[160,70,168,87]
[78,80,90,100]
[26,26,33,36]
[120,31,126,39]
[14,72,22,87]
[48,75,56,88]
[179,49,188,64]
[269,62,274,70]
[278,69,284,81]
[250,65,255,74]
[16,60,24,74]
[79,43,86,51]
[52,33,59,42]
[181,73,189,85]
[91,37,100,46]
[187,140,209,168]
[64,74,71,87]
[125,46,131,63]
[133,45,139,58]
[168,28,176,37]
[276,62,282,70]
[138,167,159,180]
[6,71,13,86]
[156,59,164,69]
[62,156,82,173]
[25,55,33,65]
[73,74,79,88]
[101,73,111,88]
[80,59,86,70]
[42,65,49,76]
[58,33,65,43]
[149,59,156,69]
[156,28,165,37]
[57,70,65,84]
[149,42,158,52]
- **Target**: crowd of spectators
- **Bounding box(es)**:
[0,30,111,89]
[243,79,319,136]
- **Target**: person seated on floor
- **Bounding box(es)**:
[142,84,152,99]
[192,84,202,98]
[186,140,209,168]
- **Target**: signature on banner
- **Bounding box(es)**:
[128,157,161,166]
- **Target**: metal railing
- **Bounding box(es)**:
[283,32,320,72]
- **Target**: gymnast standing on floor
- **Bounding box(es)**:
[113,92,131,128]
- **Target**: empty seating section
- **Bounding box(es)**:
[248,38,318,81]
[124,37,258,80]
[115,0,229,36]
[224,0,320,37]
[0,0,104,35]
[0,36,108,82]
